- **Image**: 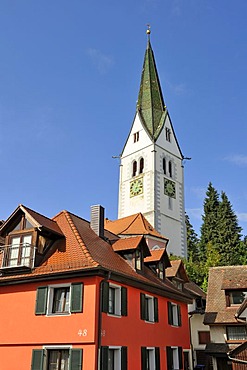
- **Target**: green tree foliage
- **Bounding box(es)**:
[217,191,242,265]
[184,183,246,291]
[185,213,200,262]
[199,183,220,261]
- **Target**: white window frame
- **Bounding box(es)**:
[108,346,121,370]
[108,283,121,317]
[146,347,155,370]
[171,347,179,370]
[43,345,72,370]
[47,283,71,316]
[145,295,155,323]
[172,303,179,326]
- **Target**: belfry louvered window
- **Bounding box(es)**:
[132,161,137,177]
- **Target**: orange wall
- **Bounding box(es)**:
[0,276,99,344]
[0,276,190,370]
[0,344,97,370]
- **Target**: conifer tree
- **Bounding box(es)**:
[199,182,220,261]
[217,191,242,265]
[185,213,200,262]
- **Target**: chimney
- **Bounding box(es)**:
[90,205,104,238]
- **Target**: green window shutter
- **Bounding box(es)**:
[71,283,83,313]
[167,301,173,325]
[155,347,160,370]
[178,347,183,369]
[69,349,82,370]
[121,287,128,316]
[35,286,48,315]
[166,347,173,370]
[31,349,44,370]
[177,305,182,326]
[140,293,146,320]
[101,281,109,313]
[154,297,159,322]
[141,347,147,369]
[100,346,109,370]
[121,346,128,370]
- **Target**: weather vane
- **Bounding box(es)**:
[146,24,151,35]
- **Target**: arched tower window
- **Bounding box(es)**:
[132,161,137,177]
[168,161,172,178]
[163,158,166,175]
[139,157,144,174]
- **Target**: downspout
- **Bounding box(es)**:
[97,271,111,370]
[189,314,195,370]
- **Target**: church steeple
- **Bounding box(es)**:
[118,30,187,258]
[137,29,167,141]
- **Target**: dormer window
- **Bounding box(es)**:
[149,261,165,280]
[3,234,33,268]
[226,290,247,306]
[1,216,35,270]
[123,249,143,271]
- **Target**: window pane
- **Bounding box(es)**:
[227,326,247,340]
[52,288,70,313]
[48,350,69,370]
[230,291,247,304]
[109,287,115,314]
[9,237,21,266]
[108,349,115,370]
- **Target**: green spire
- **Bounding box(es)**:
[137,35,167,140]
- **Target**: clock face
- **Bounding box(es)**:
[164,179,176,198]
[130,178,143,197]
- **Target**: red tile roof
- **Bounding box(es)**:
[0,207,191,303]
[105,213,168,240]
[166,260,189,282]
[144,248,167,263]
[204,266,247,325]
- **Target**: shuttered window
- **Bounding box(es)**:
[166,346,183,370]
[31,349,83,370]
[35,283,83,316]
[168,301,181,326]
[140,293,158,322]
[100,346,127,370]
[141,347,160,370]
[101,281,128,316]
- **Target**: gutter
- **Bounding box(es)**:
[228,355,247,364]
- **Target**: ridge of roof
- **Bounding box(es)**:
[61,210,98,266]
[105,213,167,240]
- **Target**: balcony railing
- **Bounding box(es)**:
[1,243,36,270]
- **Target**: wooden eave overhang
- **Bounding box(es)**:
[0,265,192,304]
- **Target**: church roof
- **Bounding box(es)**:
[137,36,167,141]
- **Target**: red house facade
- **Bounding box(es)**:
[0,204,191,370]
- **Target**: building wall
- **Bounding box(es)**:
[102,280,190,369]
[0,276,100,370]
[210,326,226,343]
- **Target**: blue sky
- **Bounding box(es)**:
[1,0,247,238]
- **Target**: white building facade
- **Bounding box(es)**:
[118,34,187,257]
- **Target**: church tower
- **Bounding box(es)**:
[118,29,187,258]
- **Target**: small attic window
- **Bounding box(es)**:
[166,127,171,142]
[13,217,33,231]
[123,249,143,271]
[134,131,139,143]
